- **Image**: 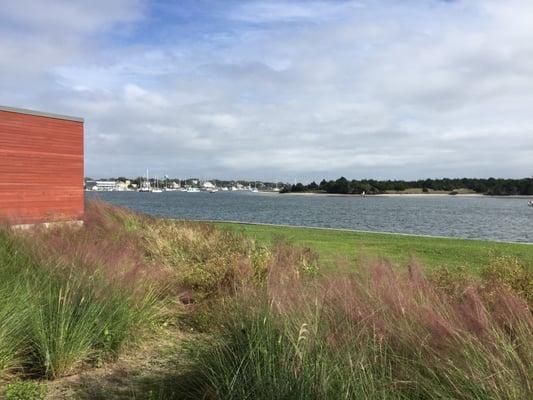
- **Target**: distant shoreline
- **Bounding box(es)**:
[281,192,533,198]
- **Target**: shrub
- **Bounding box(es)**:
[133,219,273,297]
[481,253,532,304]
[429,264,471,298]
[430,253,533,305]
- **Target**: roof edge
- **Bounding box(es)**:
[0,105,84,123]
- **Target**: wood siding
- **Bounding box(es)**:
[0,109,84,224]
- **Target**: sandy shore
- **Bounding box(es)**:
[281,192,481,197]
[374,193,483,197]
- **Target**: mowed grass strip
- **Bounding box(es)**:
[215,222,533,272]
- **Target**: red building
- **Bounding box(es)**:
[0,106,84,225]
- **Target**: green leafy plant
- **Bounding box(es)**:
[4,381,47,400]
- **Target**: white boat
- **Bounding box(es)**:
[152,177,163,193]
[208,188,219,193]
[165,179,182,191]
[186,187,200,193]
[221,187,229,191]
[528,200,533,207]
[138,169,152,192]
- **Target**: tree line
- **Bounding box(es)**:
[283,177,533,196]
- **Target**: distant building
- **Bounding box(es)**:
[0,105,84,225]
[93,181,117,191]
[202,181,216,189]
[85,180,97,191]
[115,181,129,191]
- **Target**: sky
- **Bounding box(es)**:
[1,0,532,182]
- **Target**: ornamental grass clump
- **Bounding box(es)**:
[0,204,164,380]
[183,258,533,400]
[0,237,29,380]
[0,200,274,381]
[27,269,159,378]
[26,200,160,289]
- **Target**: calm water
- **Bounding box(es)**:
[86,192,533,243]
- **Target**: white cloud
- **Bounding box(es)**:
[1,0,142,32]
[228,0,363,23]
[1,0,532,180]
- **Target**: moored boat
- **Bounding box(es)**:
[138,169,152,192]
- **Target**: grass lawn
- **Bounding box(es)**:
[216,222,533,272]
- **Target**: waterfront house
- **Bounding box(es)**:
[202,181,216,189]
[0,105,84,225]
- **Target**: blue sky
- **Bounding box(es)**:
[1,0,532,181]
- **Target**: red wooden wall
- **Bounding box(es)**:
[0,107,84,225]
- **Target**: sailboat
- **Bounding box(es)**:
[138,169,152,192]
[163,174,176,191]
[152,176,163,193]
